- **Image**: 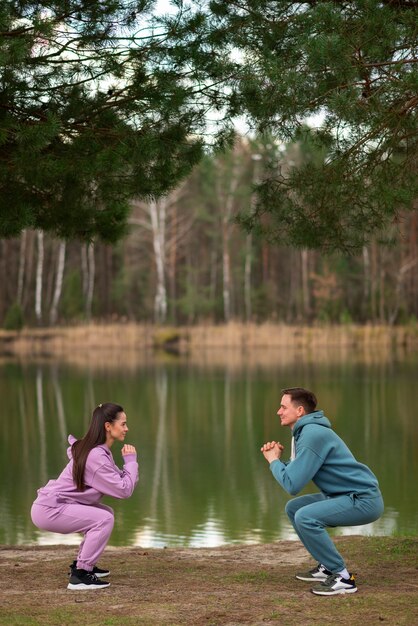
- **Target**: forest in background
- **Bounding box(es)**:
[2,1,417,330]
[1,133,418,329]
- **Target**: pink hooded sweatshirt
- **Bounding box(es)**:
[34,435,139,508]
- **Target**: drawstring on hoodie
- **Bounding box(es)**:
[291,436,296,461]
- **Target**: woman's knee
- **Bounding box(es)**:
[31,504,56,532]
[31,504,44,530]
[99,509,115,532]
[96,503,114,516]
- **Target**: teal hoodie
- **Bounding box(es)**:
[269,410,381,497]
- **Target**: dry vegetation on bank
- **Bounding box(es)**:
[1,322,418,363]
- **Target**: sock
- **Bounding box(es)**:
[337,568,350,579]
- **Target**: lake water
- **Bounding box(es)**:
[1,350,417,548]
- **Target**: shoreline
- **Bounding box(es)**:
[2,321,418,357]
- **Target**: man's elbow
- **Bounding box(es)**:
[286,483,301,496]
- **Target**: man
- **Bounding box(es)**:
[261,387,384,596]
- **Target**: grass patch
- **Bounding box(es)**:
[227,569,270,584]
[1,537,417,625]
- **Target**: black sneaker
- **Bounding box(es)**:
[295,563,332,582]
[69,560,110,578]
[67,568,110,590]
[311,573,358,596]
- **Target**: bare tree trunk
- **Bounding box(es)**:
[407,211,418,316]
[168,203,177,323]
[0,241,7,319]
[301,249,310,321]
[129,186,190,324]
[379,264,385,323]
[379,249,386,323]
[149,198,167,323]
[287,250,299,322]
[245,153,262,322]
[388,258,418,325]
[85,374,95,430]
[81,243,88,301]
[86,243,95,320]
[35,230,44,324]
[222,225,232,322]
[362,245,370,320]
[209,247,218,321]
[185,245,195,324]
[244,233,252,322]
[49,241,66,325]
[262,243,269,284]
[370,242,377,321]
[221,169,239,322]
[23,230,35,310]
[81,243,95,320]
[17,229,27,306]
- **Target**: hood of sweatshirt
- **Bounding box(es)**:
[292,410,331,441]
[67,434,111,460]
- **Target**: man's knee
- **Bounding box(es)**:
[285,499,298,521]
[294,507,321,531]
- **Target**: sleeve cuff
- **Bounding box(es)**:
[122,453,137,464]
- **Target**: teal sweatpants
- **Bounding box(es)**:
[285,492,384,573]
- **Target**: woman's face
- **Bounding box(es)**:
[105,412,129,444]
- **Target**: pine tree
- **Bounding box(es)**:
[204,0,418,251]
[0,1,227,242]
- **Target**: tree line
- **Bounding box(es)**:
[2,2,417,327]
[1,134,418,328]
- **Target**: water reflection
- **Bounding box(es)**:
[150,368,171,527]
[52,365,67,447]
[36,368,47,486]
[1,353,417,548]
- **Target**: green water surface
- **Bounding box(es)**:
[1,353,416,547]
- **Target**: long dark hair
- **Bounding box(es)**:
[72,403,124,491]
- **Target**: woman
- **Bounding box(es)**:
[31,402,138,590]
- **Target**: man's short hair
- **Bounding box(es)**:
[281,387,317,414]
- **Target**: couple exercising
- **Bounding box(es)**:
[31,389,383,595]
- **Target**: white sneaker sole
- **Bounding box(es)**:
[296,575,328,582]
[311,587,358,595]
[67,582,110,590]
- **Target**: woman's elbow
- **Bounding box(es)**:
[110,482,136,499]
[121,486,135,499]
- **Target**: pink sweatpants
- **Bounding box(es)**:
[31,502,114,571]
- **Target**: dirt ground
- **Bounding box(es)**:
[1,536,417,626]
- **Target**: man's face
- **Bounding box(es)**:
[277,394,305,429]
